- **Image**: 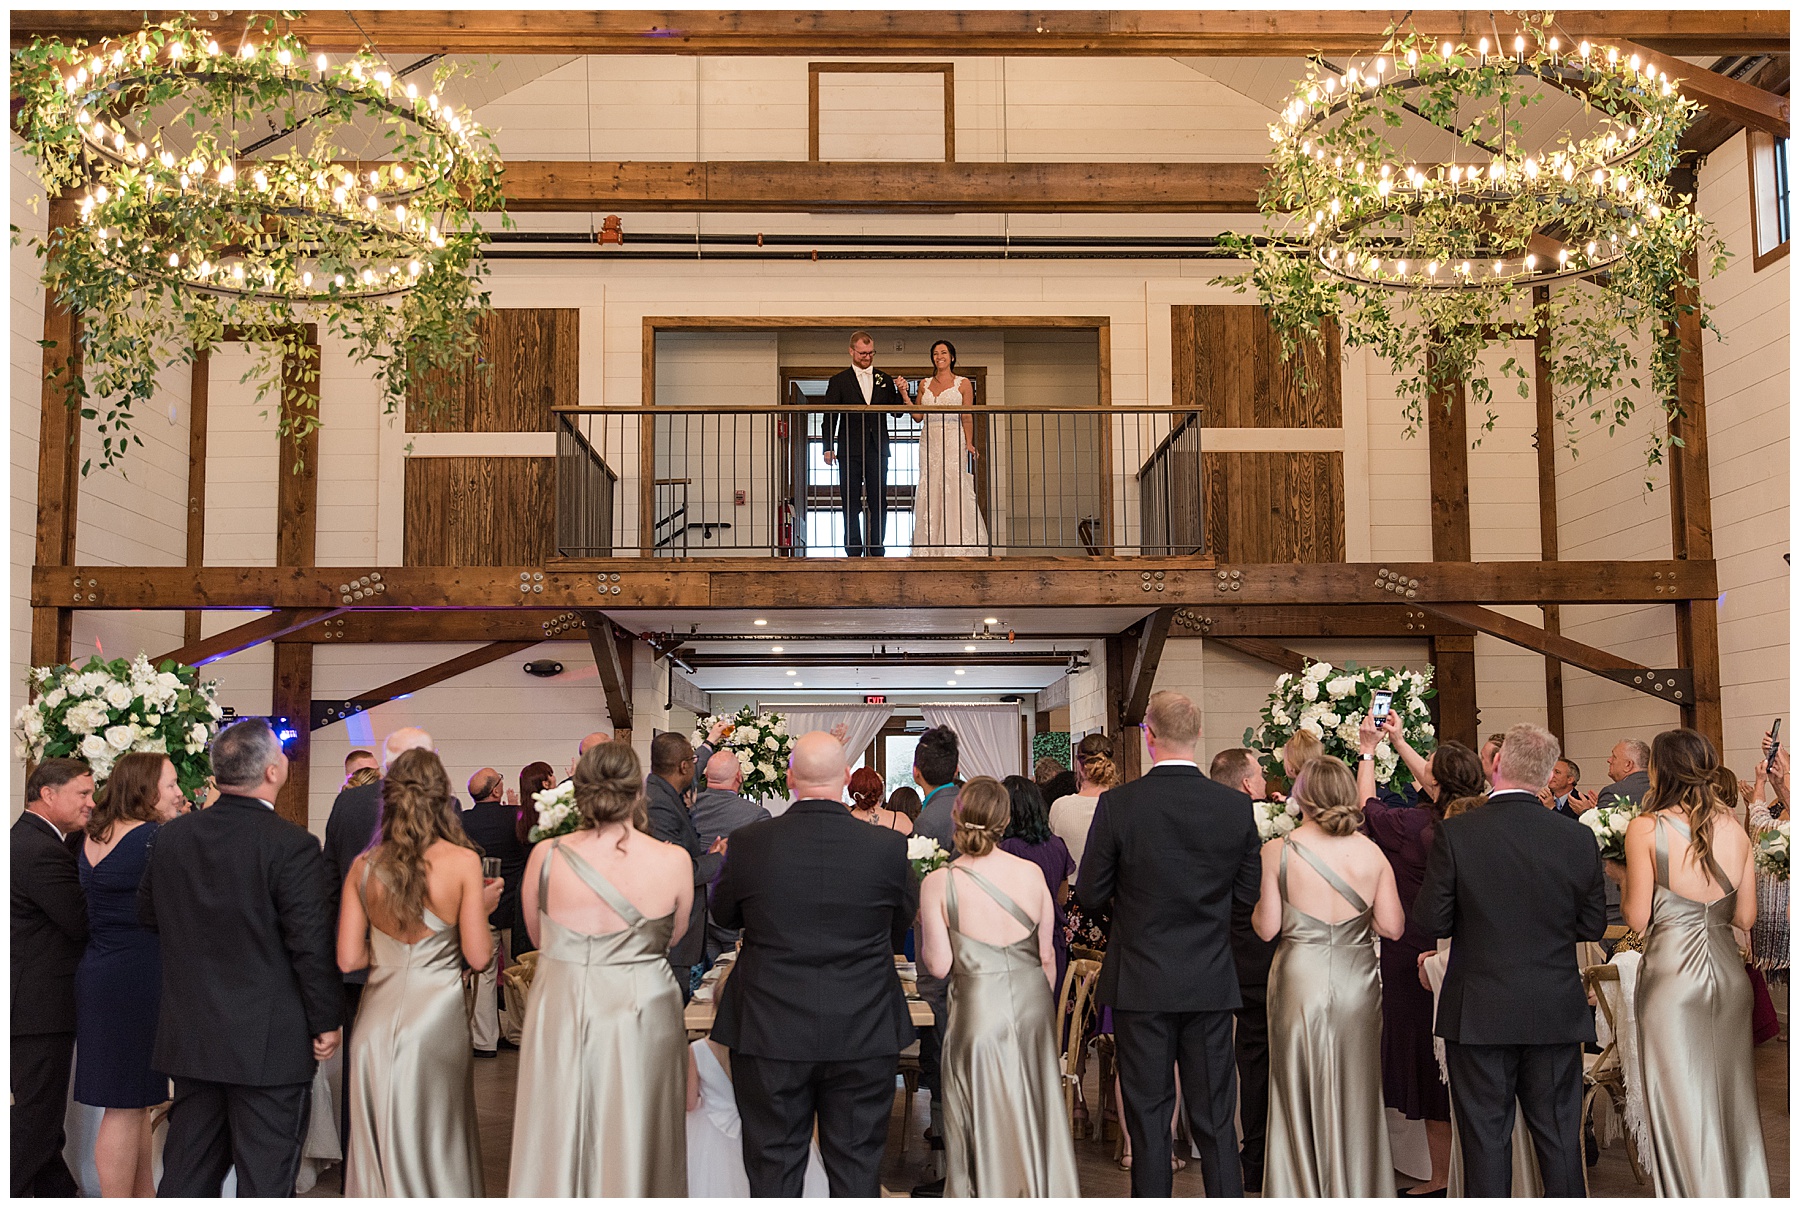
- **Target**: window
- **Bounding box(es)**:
[1748,129,1790,270]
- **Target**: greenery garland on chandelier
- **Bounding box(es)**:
[1220,11,1728,475]
[13,13,509,472]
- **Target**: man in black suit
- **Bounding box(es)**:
[645,733,726,999]
[1414,722,1608,1197]
[11,757,94,1198]
[1077,691,1260,1198]
[691,750,772,964]
[711,731,917,1196]
[459,766,527,1057]
[140,720,343,1197]
[1208,746,1278,1193]
[821,330,907,557]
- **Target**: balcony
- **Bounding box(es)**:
[554,403,1203,561]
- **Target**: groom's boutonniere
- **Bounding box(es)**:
[874,372,887,385]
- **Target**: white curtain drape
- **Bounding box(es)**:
[774,704,895,768]
[919,703,1022,782]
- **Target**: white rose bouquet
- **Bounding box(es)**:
[1246,661,1436,789]
[1580,800,1638,863]
[907,835,951,880]
[1755,819,1790,880]
[692,705,795,802]
[527,781,580,843]
[1253,798,1302,843]
[14,653,221,799]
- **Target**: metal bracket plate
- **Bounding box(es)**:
[1596,667,1695,704]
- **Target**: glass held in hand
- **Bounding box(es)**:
[482,857,502,880]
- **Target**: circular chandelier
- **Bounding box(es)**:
[14,14,509,471]
[1222,13,1728,469]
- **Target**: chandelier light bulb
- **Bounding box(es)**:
[1515,35,1525,55]
[366,195,378,211]
[168,254,179,267]
[1397,259,1409,273]
[317,54,329,71]
[1478,37,1489,55]
[240,42,256,59]
[277,49,291,66]
[1579,41,1591,59]
[218,163,235,185]
[1443,41,1454,58]
[1376,57,1387,74]
[178,173,189,188]
[95,185,110,203]
[303,271,313,286]
[406,83,418,100]
[1493,260,1503,273]
[169,42,185,59]
[1525,254,1537,269]
[1407,48,1419,68]
[374,70,392,89]
[1607,46,1618,64]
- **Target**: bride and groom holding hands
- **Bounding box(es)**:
[822,330,989,557]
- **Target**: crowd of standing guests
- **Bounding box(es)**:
[10,692,1782,1199]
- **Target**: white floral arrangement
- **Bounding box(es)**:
[692,706,794,802]
[1254,798,1302,843]
[907,835,951,880]
[1245,660,1436,789]
[1580,800,1639,863]
[527,781,579,843]
[1755,819,1790,881]
[14,653,222,798]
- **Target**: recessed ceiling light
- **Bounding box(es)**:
[770,645,783,653]
[964,644,977,652]
[785,669,796,676]
[983,616,999,625]
[954,668,966,675]
[946,679,957,686]
[753,618,768,626]
[793,681,803,687]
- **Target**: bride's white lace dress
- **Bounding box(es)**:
[913,377,989,555]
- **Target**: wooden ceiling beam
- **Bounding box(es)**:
[497,160,1266,213]
[34,559,1719,611]
[1606,39,1788,137]
[1678,55,1791,160]
[1417,602,1698,706]
[1120,607,1175,725]
[580,611,634,733]
[312,639,540,730]
[1208,636,1309,676]
[1167,604,1466,638]
[151,607,346,668]
[12,11,1786,56]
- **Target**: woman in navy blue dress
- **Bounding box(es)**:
[76,751,185,1197]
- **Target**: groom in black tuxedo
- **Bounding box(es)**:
[1414,722,1607,1197]
[1077,691,1261,1198]
[822,330,907,557]
[710,730,917,1196]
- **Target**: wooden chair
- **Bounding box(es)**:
[500,949,541,1040]
[1581,963,1648,1189]
[1056,958,1103,1139]
[896,1040,923,1156]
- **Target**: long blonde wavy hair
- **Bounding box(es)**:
[369,748,478,929]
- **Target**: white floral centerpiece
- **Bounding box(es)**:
[1245,660,1436,789]
[527,781,579,843]
[14,653,222,799]
[1755,819,1790,881]
[1580,800,1638,863]
[691,706,794,803]
[1254,798,1302,843]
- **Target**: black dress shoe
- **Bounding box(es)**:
[911,1177,945,1198]
[497,1037,520,1052]
[473,1048,498,1059]
[1241,1165,1264,1194]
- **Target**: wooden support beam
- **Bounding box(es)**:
[30,558,1722,612]
[1036,673,1072,714]
[580,612,634,737]
[1668,252,1724,747]
[1678,55,1791,160]
[1533,285,1566,742]
[667,665,708,714]
[1429,635,1480,749]
[342,640,541,713]
[1104,636,1138,783]
[1120,608,1175,726]
[1607,38,1788,138]
[182,351,210,647]
[1416,603,1695,706]
[498,159,1266,213]
[1169,604,1466,638]
[31,194,81,671]
[271,644,312,826]
[276,340,321,566]
[153,608,346,669]
[1209,636,1309,676]
[14,11,1786,56]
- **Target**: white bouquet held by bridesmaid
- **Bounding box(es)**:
[1580,800,1638,862]
[691,706,794,802]
[1247,660,1436,788]
[528,781,579,843]
[1253,798,1302,843]
[14,652,222,799]
[907,836,951,880]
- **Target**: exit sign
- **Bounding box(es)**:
[865,694,887,704]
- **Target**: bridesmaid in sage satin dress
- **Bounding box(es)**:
[918,777,1079,1197]
[509,741,694,1197]
[336,749,501,1197]
[1252,756,1406,1198]
[1622,729,1769,1198]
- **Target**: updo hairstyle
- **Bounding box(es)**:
[1075,732,1118,789]
[848,766,886,811]
[573,740,648,834]
[952,776,1011,858]
[1291,755,1364,837]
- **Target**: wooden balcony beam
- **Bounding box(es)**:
[151,607,347,668]
[34,558,1719,612]
[13,11,1786,56]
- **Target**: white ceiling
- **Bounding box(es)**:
[608,605,1154,638]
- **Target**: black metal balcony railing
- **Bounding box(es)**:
[553,404,1203,559]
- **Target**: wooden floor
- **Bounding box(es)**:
[307,1031,1790,1197]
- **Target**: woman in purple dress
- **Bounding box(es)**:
[999,776,1075,993]
[1355,713,1488,1196]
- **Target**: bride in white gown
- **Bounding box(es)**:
[911,339,990,555]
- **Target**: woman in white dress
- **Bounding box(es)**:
[685,1037,829,1196]
[911,339,989,555]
